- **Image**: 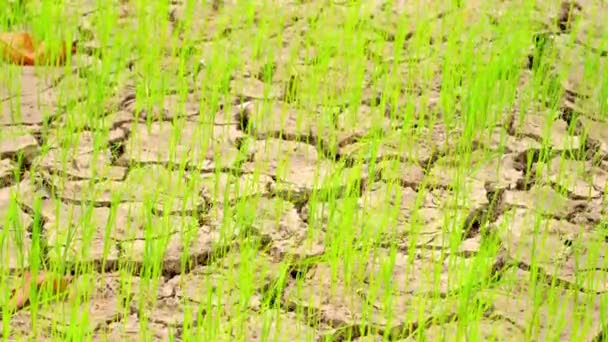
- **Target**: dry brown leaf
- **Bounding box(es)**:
[0,32,77,66]
[8,271,72,312]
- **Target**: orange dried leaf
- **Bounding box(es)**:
[0,32,77,66]
[8,271,72,312]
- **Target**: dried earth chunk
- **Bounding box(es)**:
[478,267,608,341]
[237,101,334,148]
[0,159,17,187]
[340,124,460,166]
[36,273,125,335]
[224,309,320,341]
[43,165,204,213]
[334,105,394,145]
[230,197,324,259]
[119,221,222,275]
[230,77,282,101]
[167,250,282,315]
[375,159,425,187]
[195,172,273,204]
[118,122,244,171]
[503,184,584,218]
[511,114,581,151]
[496,208,608,292]
[33,129,127,180]
[0,126,39,160]
[121,93,202,121]
[38,200,119,266]
[243,138,332,197]
[284,249,487,334]
[0,66,64,126]
[535,157,607,199]
[578,117,608,157]
[92,313,175,341]
[430,150,522,191]
[403,319,525,341]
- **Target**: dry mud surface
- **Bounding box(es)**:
[2,1,608,341]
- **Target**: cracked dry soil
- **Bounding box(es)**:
[2,0,608,341]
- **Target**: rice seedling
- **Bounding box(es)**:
[1,0,607,341]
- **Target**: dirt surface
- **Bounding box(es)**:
[1,0,608,341]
